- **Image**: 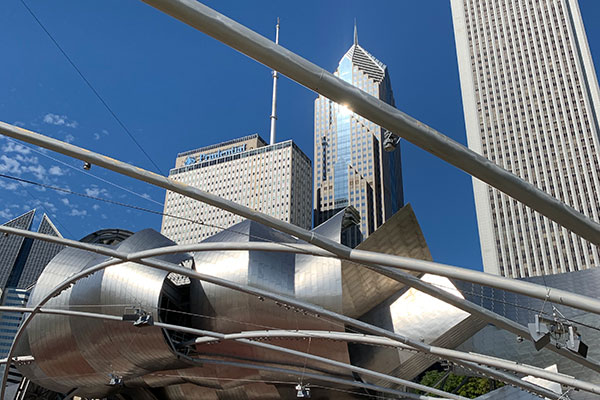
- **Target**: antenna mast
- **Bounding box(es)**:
[269,17,280,145]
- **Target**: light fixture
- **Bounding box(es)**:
[528,308,588,358]
[108,373,122,386]
[83,162,91,170]
[528,314,551,351]
[133,313,154,327]
[566,325,588,358]
[383,131,400,152]
[123,307,154,327]
[295,383,311,398]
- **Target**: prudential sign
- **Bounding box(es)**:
[185,144,247,166]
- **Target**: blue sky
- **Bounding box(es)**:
[1,1,599,271]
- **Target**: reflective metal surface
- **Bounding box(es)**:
[190,211,352,398]
[13,204,572,399]
[16,229,190,397]
[341,204,431,318]
[456,268,600,399]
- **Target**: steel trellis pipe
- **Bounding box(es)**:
[184,357,442,400]
[109,241,600,373]
[2,223,599,374]
[0,237,570,399]
[1,226,598,374]
[0,225,596,394]
[1,123,600,317]
[138,0,600,248]
[0,306,456,400]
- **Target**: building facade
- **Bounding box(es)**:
[161,134,312,244]
[0,210,64,291]
[313,30,403,247]
[0,210,64,394]
[451,0,600,277]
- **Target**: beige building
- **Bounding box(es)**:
[451,0,600,278]
[161,134,312,244]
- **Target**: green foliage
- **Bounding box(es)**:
[416,370,504,398]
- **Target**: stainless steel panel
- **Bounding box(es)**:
[342,204,432,318]
[18,229,187,398]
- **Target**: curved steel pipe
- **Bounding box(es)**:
[0,226,593,398]
[185,357,443,400]
[0,247,570,399]
[0,306,461,400]
[2,219,600,319]
[2,225,598,375]
[0,125,598,317]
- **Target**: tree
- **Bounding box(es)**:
[417,370,504,398]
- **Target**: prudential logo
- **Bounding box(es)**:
[184,144,247,166]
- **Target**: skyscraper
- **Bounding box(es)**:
[0,209,64,291]
[0,209,64,389]
[451,0,600,277]
[161,134,312,244]
[313,28,403,246]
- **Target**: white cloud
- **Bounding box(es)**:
[2,141,31,155]
[43,201,57,213]
[85,187,101,197]
[0,180,18,191]
[43,113,78,128]
[64,134,75,144]
[48,165,65,176]
[0,155,21,174]
[14,154,38,164]
[0,208,12,220]
[93,129,109,141]
[69,209,87,217]
[25,199,57,213]
[61,197,88,219]
[0,153,51,181]
[84,185,109,198]
[92,204,100,211]
[24,164,46,180]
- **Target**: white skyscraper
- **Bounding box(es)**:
[161,134,312,245]
[451,0,600,278]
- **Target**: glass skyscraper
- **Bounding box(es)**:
[451,0,600,278]
[313,29,403,246]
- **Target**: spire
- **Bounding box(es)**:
[354,19,358,45]
[269,17,280,145]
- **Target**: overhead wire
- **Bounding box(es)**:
[0,172,328,262]
[8,171,600,340]
[2,172,370,337]
[16,180,74,238]
[18,0,164,175]
[3,137,163,207]
[0,173,201,227]
[16,168,594,338]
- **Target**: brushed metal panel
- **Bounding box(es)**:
[455,268,600,386]
[19,229,188,397]
[342,204,432,318]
